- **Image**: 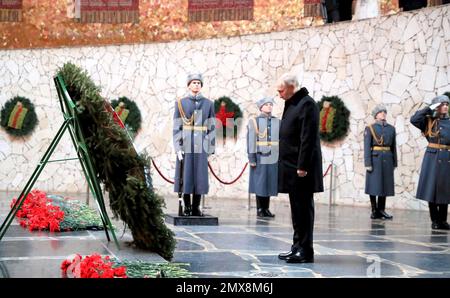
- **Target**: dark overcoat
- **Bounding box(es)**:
[247,114,279,197]
[410,107,450,204]
[173,93,215,195]
[364,121,397,197]
[278,88,324,194]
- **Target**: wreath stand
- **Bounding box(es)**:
[0,74,119,249]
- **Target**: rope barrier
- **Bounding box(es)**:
[151,155,332,185]
[323,163,332,178]
[150,158,175,185]
[208,162,248,185]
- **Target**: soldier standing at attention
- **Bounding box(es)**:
[173,73,216,216]
[364,104,397,220]
[247,97,279,218]
[410,95,450,230]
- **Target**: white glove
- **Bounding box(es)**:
[250,162,257,167]
[177,151,184,161]
[366,166,373,172]
[430,103,441,110]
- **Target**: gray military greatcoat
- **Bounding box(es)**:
[410,107,450,204]
[247,114,279,197]
[173,93,215,195]
[364,121,398,197]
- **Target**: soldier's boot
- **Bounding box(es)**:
[370,196,381,219]
[256,196,265,217]
[263,197,275,218]
[183,194,192,217]
[378,196,393,220]
[429,203,440,229]
[438,204,450,230]
[191,195,203,217]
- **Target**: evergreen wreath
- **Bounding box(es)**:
[57,62,175,260]
[214,96,243,139]
[0,96,38,137]
[111,97,142,138]
[317,95,350,143]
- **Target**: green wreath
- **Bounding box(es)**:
[111,97,142,138]
[0,96,38,137]
[214,96,243,139]
[317,95,350,143]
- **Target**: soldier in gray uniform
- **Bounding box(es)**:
[410,95,450,230]
[173,73,216,216]
[247,97,279,217]
[364,104,397,220]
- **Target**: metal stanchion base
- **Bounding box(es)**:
[165,214,219,226]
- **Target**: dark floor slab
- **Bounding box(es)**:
[377,253,450,273]
[0,258,63,278]
[374,235,450,245]
[195,233,289,251]
[218,218,276,226]
[256,255,405,277]
[314,234,381,241]
[179,226,247,233]
[2,225,91,238]
[173,231,196,238]
[0,239,110,258]
[101,238,167,263]
[244,226,292,233]
[318,240,445,252]
[172,252,254,273]
[175,239,205,251]
[368,228,449,236]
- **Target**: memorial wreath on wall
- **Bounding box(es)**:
[214,96,243,141]
[0,96,38,137]
[111,96,142,138]
[317,95,350,143]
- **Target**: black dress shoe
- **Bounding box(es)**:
[370,209,382,219]
[285,251,314,263]
[263,209,275,218]
[440,222,450,230]
[278,249,297,260]
[257,208,265,217]
[379,210,393,220]
[432,221,441,230]
[433,222,450,230]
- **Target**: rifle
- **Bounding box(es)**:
[178,157,184,216]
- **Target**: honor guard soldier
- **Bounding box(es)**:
[247,97,279,218]
[410,95,450,230]
[173,73,216,216]
[364,104,397,220]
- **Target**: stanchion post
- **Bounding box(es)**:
[86,183,90,205]
[329,163,334,206]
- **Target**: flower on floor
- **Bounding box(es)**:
[61,254,128,278]
[11,190,64,232]
[10,190,105,232]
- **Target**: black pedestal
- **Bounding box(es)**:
[165,214,219,226]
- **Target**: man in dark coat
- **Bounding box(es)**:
[173,73,215,216]
[410,95,450,230]
[247,97,279,218]
[364,104,397,220]
[276,74,324,263]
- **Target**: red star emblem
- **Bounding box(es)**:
[216,102,235,127]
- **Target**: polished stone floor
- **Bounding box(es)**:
[1,191,450,278]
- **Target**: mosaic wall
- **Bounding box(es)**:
[0,0,403,50]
